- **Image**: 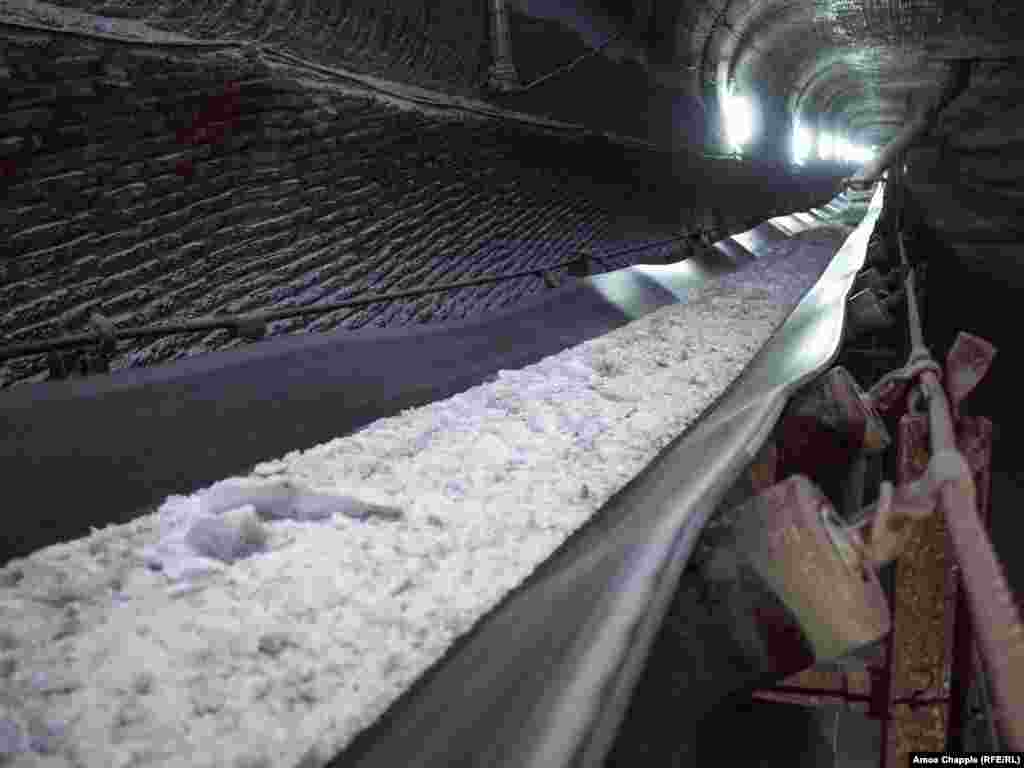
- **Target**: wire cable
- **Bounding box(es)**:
[0,229,700,362]
[508,31,625,93]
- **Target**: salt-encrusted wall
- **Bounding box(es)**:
[0,26,844,388]
[909,59,1024,448]
[34,0,492,94]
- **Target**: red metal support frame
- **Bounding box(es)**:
[748,222,1019,760]
[945,415,993,749]
[756,685,872,704]
[899,217,1023,748]
[873,562,895,768]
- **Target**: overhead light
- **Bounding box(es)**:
[723,90,754,152]
[792,120,814,165]
[819,133,834,161]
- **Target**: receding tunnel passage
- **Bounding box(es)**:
[1,0,1022,766]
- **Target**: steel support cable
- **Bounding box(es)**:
[1,25,721,357]
[501,31,625,94]
[0,9,764,163]
[0,14,746,160]
[251,44,689,156]
[0,228,701,362]
[4,16,782,365]
[0,15,653,152]
[501,0,795,96]
[268,55,596,153]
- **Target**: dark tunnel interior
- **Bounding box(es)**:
[1,0,1022,765]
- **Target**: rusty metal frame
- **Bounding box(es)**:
[750,196,1020,762]
[896,234,1023,751]
[946,416,995,751]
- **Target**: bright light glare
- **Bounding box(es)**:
[835,139,876,166]
[851,145,875,165]
[724,92,754,151]
[836,137,853,163]
[819,132,834,160]
[798,127,876,166]
[792,121,814,165]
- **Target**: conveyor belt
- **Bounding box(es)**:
[1,195,860,567]
[0,185,882,768]
[330,186,884,768]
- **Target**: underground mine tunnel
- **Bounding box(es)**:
[1,0,1022,766]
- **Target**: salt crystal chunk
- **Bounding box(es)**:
[526,411,559,434]
[184,506,267,563]
[628,410,662,433]
[288,492,347,521]
[474,433,511,466]
[168,582,205,598]
[575,417,610,445]
[560,359,594,379]
[409,429,438,454]
[199,479,294,519]
[162,554,223,581]
[508,446,529,467]
[444,479,466,498]
[257,631,295,657]
[253,460,287,477]
[0,718,25,757]
[27,717,64,755]
[556,410,584,434]
[598,380,643,402]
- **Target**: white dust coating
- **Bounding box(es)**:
[0,242,834,768]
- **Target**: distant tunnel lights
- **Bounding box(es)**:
[724,91,754,152]
[804,129,874,167]
[819,132,834,161]
[836,139,876,166]
[793,122,814,165]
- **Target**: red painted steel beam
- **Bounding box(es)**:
[898,225,1023,749]
[751,684,872,702]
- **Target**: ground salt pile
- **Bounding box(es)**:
[0,240,834,768]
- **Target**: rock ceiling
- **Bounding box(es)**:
[585,0,1024,146]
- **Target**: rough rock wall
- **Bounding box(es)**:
[907,56,1023,653]
[910,59,1024,442]
[37,0,492,94]
[0,25,843,389]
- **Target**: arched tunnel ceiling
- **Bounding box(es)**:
[693,0,945,145]
[686,0,1024,145]
[626,0,1024,148]
[517,0,1021,149]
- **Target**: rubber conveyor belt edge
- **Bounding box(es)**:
[334,183,886,768]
